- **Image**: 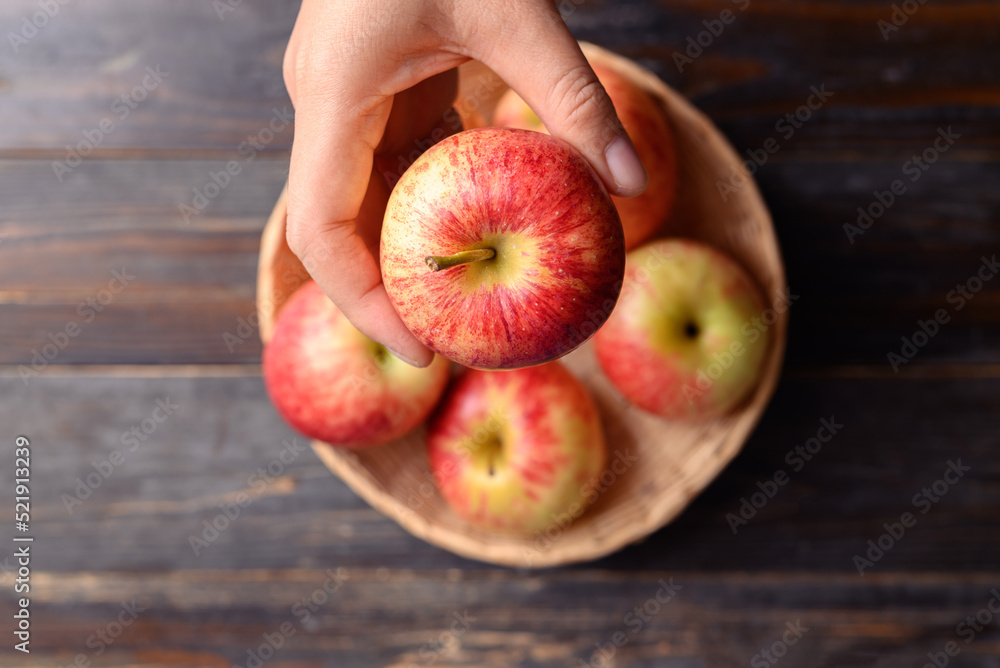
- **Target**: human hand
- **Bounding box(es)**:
[283,0,648,367]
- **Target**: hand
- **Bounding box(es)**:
[283,0,648,366]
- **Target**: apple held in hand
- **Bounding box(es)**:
[492,62,678,250]
[263,281,450,447]
[427,363,607,535]
[381,127,625,370]
[594,239,770,420]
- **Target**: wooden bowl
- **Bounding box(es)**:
[257,43,787,568]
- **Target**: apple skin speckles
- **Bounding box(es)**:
[593,239,770,420]
[427,363,607,535]
[263,281,451,446]
[381,127,625,370]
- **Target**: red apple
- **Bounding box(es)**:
[492,62,678,250]
[263,281,450,447]
[380,127,625,370]
[427,363,606,535]
[593,239,770,420]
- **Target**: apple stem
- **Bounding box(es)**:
[425,248,496,272]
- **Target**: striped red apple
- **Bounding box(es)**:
[594,239,770,419]
[427,363,607,535]
[263,281,450,447]
[380,127,625,370]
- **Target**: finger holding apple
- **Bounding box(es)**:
[263,281,451,447]
[594,239,771,420]
[492,62,677,250]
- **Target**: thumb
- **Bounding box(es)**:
[460,4,648,197]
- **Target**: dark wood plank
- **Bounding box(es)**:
[601,372,1000,573]
[0,158,288,226]
[0,303,259,365]
[0,1,296,153]
[0,159,289,365]
[766,158,1000,366]
[591,0,1000,153]
[1,372,997,574]
[1,1,999,155]
[3,370,998,667]
[3,569,1000,667]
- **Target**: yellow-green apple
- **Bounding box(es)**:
[593,239,770,420]
[492,62,677,250]
[427,363,606,535]
[263,281,450,447]
[380,127,625,370]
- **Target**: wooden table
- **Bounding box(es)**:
[2,2,998,666]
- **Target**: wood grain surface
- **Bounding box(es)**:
[1,0,998,666]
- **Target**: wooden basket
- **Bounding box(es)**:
[257,43,787,568]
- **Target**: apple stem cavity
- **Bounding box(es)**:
[425,248,496,272]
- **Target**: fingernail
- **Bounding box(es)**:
[604,135,648,196]
[387,346,423,368]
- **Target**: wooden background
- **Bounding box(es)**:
[1,1,999,666]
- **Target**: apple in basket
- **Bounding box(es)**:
[594,239,770,419]
[427,363,607,535]
[263,281,450,446]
